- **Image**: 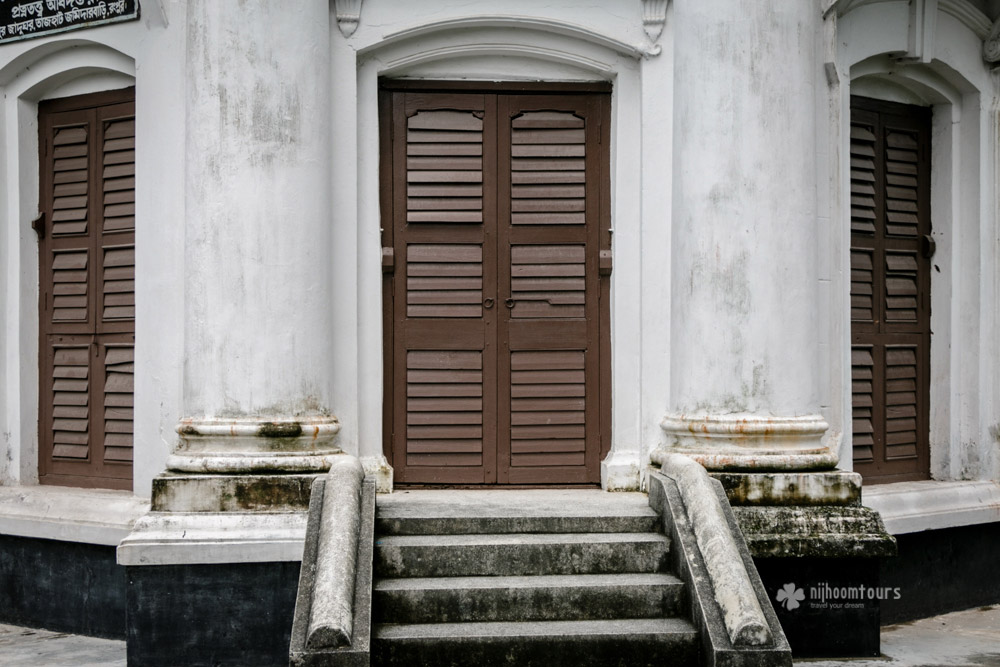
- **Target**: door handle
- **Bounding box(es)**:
[921,234,936,259]
[505,298,515,309]
[483,297,494,309]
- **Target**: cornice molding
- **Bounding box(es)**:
[334,0,362,38]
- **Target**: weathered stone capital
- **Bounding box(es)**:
[659,413,838,471]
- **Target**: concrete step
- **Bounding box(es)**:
[374,532,670,578]
[376,489,660,535]
[374,573,686,624]
[377,512,661,535]
[373,618,700,667]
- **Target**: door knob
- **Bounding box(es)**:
[505,298,515,308]
[483,297,494,309]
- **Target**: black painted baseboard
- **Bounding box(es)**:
[0,534,126,639]
[754,557,881,658]
[880,521,1000,625]
[126,561,300,667]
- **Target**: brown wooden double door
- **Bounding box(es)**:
[849,96,931,482]
[381,84,611,485]
[38,88,136,489]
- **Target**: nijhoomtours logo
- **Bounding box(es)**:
[776,582,901,611]
[776,583,805,611]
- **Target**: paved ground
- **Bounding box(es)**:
[2,605,997,666]
[0,623,125,666]
[798,605,1000,667]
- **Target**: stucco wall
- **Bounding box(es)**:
[0,0,996,513]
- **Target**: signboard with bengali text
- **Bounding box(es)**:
[1,0,139,45]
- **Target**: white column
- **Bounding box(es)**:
[662,0,836,470]
[171,0,338,472]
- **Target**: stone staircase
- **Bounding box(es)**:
[369,490,700,666]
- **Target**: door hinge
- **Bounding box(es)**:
[382,247,395,274]
[31,213,45,240]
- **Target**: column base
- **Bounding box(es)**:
[601,450,641,491]
[168,416,342,473]
[659,413,838,471]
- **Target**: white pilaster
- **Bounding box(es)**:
[177,0,338,470]
[662,0,836,470]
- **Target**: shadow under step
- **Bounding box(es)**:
[373,618,700,667]
[374,532,670,578]
[374,572,686,623]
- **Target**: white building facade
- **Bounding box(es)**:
[1,0,999,662]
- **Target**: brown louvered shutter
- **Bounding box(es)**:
[383,85,610,485]
[389,92,497,484]
[38,88,135,490]
[849,97,931,483]
[498,96,605,484]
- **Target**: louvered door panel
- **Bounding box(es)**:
[499,94,605,485]
[884,344,920,461]
[406,350,484,467]
[406,110,483,224]
[884,129,920,238]
[850,249,875,324]
[102,245,135,321]
[510,351,586,467]
[884,252,918,324]
[51,249,90,323]
[850,97,930,483]
[390,92,495,484]
[510,244,585,318]
[51,124,90,236]
[851,346,875,464]
[850,124,877,235]
[510,112,586,225]
[49,345,91,460]
[39,88,134,489]
[406,244,482,318]
[103,345,134,462]
[103,118,135,233]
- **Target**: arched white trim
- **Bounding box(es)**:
[361,15,658,60]
[0,41,136,486]
[0,39,134,88]
[829,0,992,39]
[334,13,652,490]
[833,31,995,481]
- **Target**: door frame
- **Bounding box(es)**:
[378,79,613,485]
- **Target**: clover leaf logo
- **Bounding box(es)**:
[776,583,805,611]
